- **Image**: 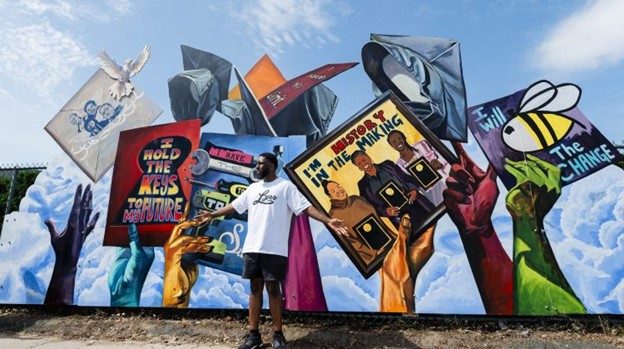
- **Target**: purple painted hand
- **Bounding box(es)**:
[44,184,100,305]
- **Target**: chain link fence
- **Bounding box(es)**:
[0,163,47,234]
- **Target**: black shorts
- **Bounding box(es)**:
[242,253,288,281]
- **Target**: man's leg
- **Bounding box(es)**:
[265,281,283,332]
[248,277,264,331]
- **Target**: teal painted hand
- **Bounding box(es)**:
[504,154,561,221]
[504,155,585,315]
[108,224,155,307]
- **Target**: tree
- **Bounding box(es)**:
[0,169,40,232]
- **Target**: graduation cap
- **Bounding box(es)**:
[167,69,219,125]
[228,54,286,101]
[221,61,356,145]
[181,45,232,110]
[167,45,233,126]
[361,34,468,142]
[222,68,277,136]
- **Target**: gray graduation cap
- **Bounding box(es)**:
[167,69,219,125]
[221,63,354,146]
[181,45,232,112]
[168,46,233,126]
[361,34,468,142]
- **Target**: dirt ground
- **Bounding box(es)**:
[0,307,623,348]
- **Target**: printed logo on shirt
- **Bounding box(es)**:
[253,190,277,205]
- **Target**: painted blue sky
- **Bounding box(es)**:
[1,0,624,164]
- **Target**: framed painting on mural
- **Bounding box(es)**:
[286,92,457,278]
[104,120,200,246]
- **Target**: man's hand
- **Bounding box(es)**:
[162,204,213,308]
[327,218,348,236]
[305,205,348,236]
[44,184,100,305]
[443,143,498,235]
[504,154,561,220]
[197,210,213,223]
[108,224,155,307]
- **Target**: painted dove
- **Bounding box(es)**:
[98,45,151,100]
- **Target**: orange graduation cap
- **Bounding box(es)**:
[228,55,286,101]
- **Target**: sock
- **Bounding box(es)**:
[250,329,260,335]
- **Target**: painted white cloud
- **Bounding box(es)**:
[231,0,351,54]
[546,166,624,313]
[535,0,624,73]
[0,153,261,309]
[322,275,378,311]
[0,153,113,305]
[190,268,248,309]
[1,149,623,315]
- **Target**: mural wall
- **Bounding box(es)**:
[1,38,623,316]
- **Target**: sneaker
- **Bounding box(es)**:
[272,332,288,349]
[238,331,262,349]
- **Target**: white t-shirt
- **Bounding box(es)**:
[231,177,310,257]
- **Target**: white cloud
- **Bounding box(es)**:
[0,86,16,102]
[0,1,135,99]
[15,0,134,22]
[0,21,95,97]
[232,0,350,54]
[17,0,83,20]
[103,0,133,16]
[535,0,624,73]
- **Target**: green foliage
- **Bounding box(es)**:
[0,170,40,232]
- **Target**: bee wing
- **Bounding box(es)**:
[537,83,581,113]
[519,80,556,113]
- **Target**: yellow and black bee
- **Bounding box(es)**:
[502,80,582,152]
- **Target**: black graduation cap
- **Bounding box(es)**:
[362,34,468,142]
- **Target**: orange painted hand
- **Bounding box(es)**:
[162,205,213,308]
[380,214,414,313]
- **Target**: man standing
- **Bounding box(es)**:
[201,152,346,349]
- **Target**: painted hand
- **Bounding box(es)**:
[385,206,400,217]
[407,190,418,204]
[44,184,100,305]
[108,224,155,307]
[327,218,348,237]
[504,154,561,220]
[430,158,444,171]
[443,143,498,235]
[162,205,213,308]
[45,184,100,270]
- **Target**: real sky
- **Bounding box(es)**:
[1,0,623,165]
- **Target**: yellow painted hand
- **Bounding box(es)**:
[162,205,212,308]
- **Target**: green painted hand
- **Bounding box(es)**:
[504,154,586,315]
[108,224,155,307]
[504,154,561,220]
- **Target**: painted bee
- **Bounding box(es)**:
[502,80,581,152]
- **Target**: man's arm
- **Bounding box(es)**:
[198,204,238,221]
[304,205,348,236]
